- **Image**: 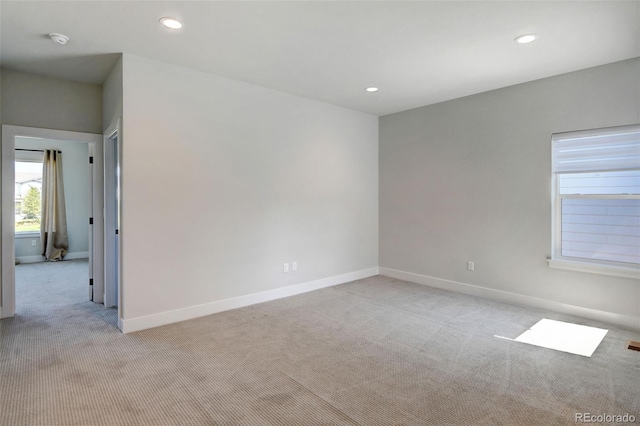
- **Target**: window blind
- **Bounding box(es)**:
[552,125,640,174]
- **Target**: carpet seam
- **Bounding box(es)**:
[278,370,362,426]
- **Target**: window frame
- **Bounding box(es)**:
[14,150,44,237]
[549,125,640,279]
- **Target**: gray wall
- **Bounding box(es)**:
[103,56,123,132]
[1,69,101,311]
[1,69,102,134]
[380,58,640,321]
[14,137,89,259]
[121,54,379,320]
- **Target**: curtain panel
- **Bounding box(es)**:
[41,150,69,261]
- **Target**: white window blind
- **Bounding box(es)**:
[552,125,640,173]
[552,124,640,269]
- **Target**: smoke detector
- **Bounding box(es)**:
[49,33,69,45]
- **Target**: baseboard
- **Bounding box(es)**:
[15,251,89,264]
[65,251,89,260]
[379,267,640,331]
[120,267,379,333]
[15,255,44,264]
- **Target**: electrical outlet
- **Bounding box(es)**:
[292,261,297,271]
[31,240,37,247]
[283,263,289,273]
[467,261,475,271]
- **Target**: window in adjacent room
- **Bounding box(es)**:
[15,150,43,235]
[550,124,640,278]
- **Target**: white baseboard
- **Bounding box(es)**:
[65,251,89,260]
[379,267,640,331]
[15,251,89,264]
[120,267,379,333]
[15,255,44,264]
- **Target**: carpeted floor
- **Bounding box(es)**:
[1,260,639,425]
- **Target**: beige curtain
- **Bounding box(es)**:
[41,150,68,261]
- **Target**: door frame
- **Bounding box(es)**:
[103,119,122,311]
[1,125,104,318]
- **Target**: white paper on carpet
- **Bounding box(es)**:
[505,318,608,357]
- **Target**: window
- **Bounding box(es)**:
[15,151,43,235]
[550,124,640,278]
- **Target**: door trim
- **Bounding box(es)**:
[1,125,104,318]
[103,119,122,311]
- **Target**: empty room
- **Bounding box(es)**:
[0,1,638,425]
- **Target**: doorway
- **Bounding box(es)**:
[1,125,119,328]
[13,136,93,315]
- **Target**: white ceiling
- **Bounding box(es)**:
[1,1,638,116]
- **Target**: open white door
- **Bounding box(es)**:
[88,144,94,300]
[87,142,105,302]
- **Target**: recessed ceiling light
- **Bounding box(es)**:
[49,33,69,45]
[365,87,379,93]
[515,34,537,44]
[160,17,183,30]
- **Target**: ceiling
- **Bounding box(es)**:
[1,1,638,116]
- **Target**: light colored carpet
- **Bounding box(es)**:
[1,260,639,425]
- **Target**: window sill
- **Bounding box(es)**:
[548,259,640,279]
[15,232,40,239]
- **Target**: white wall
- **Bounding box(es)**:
[102,56,123,132]
[0,69,102,134]
[120,54,378,325]
[380,58,640,328]
[14,137,89,260]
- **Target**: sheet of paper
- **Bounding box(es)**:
[513,318,608,357]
